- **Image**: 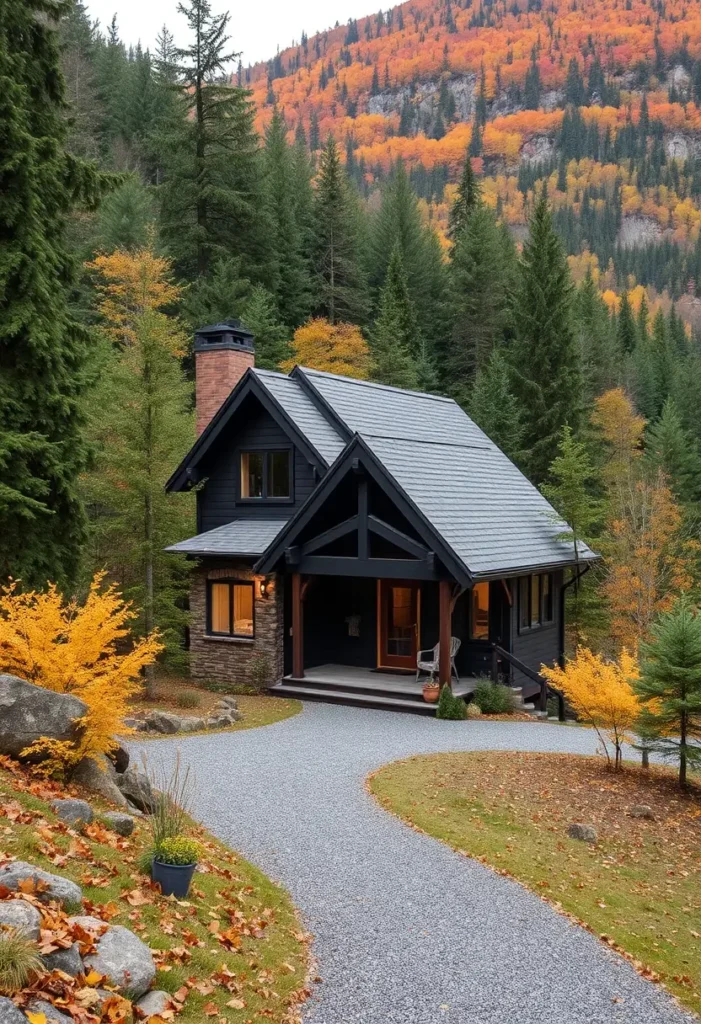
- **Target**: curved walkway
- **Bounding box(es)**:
[135,704,695,1024]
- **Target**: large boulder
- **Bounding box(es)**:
[0,861,82,909]
[567,822,598,843]
[143,711,181,735]
[0,675,86,760]
[107,744,130,774]
[102,811,135,837]
[0,998,26,1024]
[42,942,83,978]
[0,899,42,939]
[51,798,93,827]
[83,924,155,999]
[71,756,128,809]
[115,768,155,814]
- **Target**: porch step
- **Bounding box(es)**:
[276,674,433,704]
[269,682,437,715]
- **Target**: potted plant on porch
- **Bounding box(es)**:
[422,678,440,703]
[152,836,202,897]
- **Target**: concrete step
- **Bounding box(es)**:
[269,682,438,715]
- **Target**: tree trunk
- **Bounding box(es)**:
[143,351,156,700]
[679,711,687,789]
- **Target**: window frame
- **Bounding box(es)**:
[470,581,490,641]
[238,447,293,504]
[206,580,255,640]
[517,573,556,634]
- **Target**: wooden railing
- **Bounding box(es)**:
[491,644,565,721]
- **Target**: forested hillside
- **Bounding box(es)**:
[3,0,701,668]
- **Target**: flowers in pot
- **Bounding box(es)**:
[152,836,202,898]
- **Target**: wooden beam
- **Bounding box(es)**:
[368,515,430,559]
[301,516,358,555]
[358,480,369,559]
[291,572,304,678]
[439,579,452,689]
[297,555,439,580]
[501,579,513,606]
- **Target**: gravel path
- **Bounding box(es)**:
[134,703,695,1024]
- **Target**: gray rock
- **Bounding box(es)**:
[134,990,172,1016]
[116,768,155,814]
[144,710,181,734]
[126,800,145,818]
[107,744,130,774]
[71,755,128,809]
[83,924,155,998]
[0,997,26,1024]
[50,798,93,827]
[0,861,82,908]
[0,675,87,761]
[216,695,239,710]
[567,822,598,843]
[41,942,83,978]
[0,899,42,939]
[206,713,239,729]
[68,914,107,933]
[177,716,206,732]
[123,717,147,732]
[630,804,655,820]
[25,1000,73,1024]
[102,811,134,837]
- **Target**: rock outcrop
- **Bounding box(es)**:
[0,675,86,760]
[0,861,82,908]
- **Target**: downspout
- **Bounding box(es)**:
[558,564,590,668]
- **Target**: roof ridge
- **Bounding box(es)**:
[297,366,457,404]
[360,432,495,451]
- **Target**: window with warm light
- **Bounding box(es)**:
[470,582,490,640]
[240,450,291,500]
[208,581,254,638]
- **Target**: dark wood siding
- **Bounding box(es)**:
[510,570,563,686]
[198,400,318,533]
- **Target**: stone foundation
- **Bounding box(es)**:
[190,563,284,689]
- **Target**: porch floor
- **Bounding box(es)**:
[283,663,475,699]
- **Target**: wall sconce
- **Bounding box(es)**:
[259,580,268,598]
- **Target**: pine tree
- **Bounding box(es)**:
[58,0,102,160]
[158,0,270,281]
[96,176,155,251]
[637,595,701,788]
[263,108,312,327]
[240,285,291,371]
[370,243,420,389]
[469,350,524,462]
[447,204,513,395]
[617,291,637,354]
[0,0,109,587]
[574,271,619,398]
[644,399,701,507]
[509,188,581,484]
[183,257,252,331]
[542,426,601,565]
[312,135,369,324]
[448,150,481,242]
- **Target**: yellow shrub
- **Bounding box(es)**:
[0,572,162,772]
[541,648,641,769]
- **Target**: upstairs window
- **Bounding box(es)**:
[518,573,555,633]
[240,450,291,500]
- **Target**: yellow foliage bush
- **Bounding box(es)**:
[0,572,162,773]
[541,648,641,769]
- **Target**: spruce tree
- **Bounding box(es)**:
[240,285,291,371]
[644,399,701,507]
[183,257,252,331]
[448,150,481,242]
[158,0,270,282]
[469,350,524,462]
[96,176,155,251]
[616,291,637,354]
[312,135,369,324]
[263,108,312,327]
[574,272,619,397]
[0,0,108,587]
[637,595,701,788]
[542,426,601,565]
[447,204,513,397]
[509,188,581,485]
[370,243,420,390]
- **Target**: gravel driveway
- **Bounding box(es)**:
[134,703,695,1024]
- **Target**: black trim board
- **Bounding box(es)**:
[255,434,472,586]
[166,369,328,492]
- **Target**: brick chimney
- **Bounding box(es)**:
[195,320,255,436]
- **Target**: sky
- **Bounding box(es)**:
[84,0,375,67]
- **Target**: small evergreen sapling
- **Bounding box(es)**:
[436,684,468,720]
[636,595,701,788]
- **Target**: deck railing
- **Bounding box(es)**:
[491,644,565,721]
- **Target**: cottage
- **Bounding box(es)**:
[166,321,597,713]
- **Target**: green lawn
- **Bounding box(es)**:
[0,760,310,1022]
[369,751,701,1016]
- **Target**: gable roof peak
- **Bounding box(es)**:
[295,365,457,405]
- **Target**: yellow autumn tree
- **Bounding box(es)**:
[542,648,641,769]
[282,318,371,378]
[88,246,182,348]
[0,573,162,772]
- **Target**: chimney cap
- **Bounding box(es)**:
[195,319,255,352]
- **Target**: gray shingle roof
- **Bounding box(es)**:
[363,434,596,577]
[254,369,346,465]
[166,519,288,557]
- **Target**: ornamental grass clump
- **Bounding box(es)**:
[176,690,202,709]
[436,684,468,720]
[0,929,43,994]
[146,752,193,848]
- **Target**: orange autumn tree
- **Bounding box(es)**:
[591,388,696,651]
[88,246,182,347]
[282,318,371,378]
[542,649,641,769]
[0,573,162,773]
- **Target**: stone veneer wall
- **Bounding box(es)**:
[190,562,284,688]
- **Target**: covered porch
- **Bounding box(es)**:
[283,663,476,697]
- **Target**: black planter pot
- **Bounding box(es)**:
[152,859,197,898]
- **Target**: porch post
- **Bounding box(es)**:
[439,579,452,689]
[292,572,304,678]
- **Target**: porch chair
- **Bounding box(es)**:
[416,637,461,685]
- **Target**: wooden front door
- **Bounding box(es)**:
[378,580,420,670]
